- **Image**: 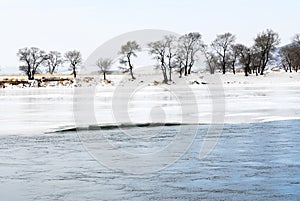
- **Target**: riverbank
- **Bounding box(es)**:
[0,74,74,88]
[1,71,300,135]
[1,71,300,89]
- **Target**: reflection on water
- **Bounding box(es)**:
[0,120,299,200]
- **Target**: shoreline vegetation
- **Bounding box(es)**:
[0,74,74,88]
[0,70,300,89]
[1,30,299,88]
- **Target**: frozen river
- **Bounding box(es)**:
[1,83,300,135]
[0,82,300,200]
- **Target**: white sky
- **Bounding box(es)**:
[0,0,299,73]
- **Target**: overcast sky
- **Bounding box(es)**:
[0,0,299,72]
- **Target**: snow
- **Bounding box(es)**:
[0,71,300,135]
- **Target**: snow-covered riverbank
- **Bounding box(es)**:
[0,72,300,135]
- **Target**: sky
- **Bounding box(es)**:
[0,0,299,73]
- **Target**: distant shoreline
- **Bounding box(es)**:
[0,71,300,89]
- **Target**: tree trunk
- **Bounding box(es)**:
[128,56,135,80]
[31,70,35,80]
[128,61,135,79]
[27,71,32,80]
[222,54,226,74]
[169,68,172,81]
[222,63,226,74]
[244,66,249,76]
[50,66,55,74]
[161,66,168,83]
[129,67,135,79]
[163,74,168,83]
[260,61,266,75]
[103,72,106,80]
[73,66,77,78]
[179,67,183,78]
[184,54,189,76]
[188,64,193,74]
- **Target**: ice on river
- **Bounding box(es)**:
[0,75,300,135]
[0,73,300,200]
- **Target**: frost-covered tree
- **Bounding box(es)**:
[211,32,236,74]
[46,51,63,74]
[148,35,177,83]
[228,44,241,75]
[177,32,203,75]
[235,44,253,76]
[96,58,113,80]
[148,40,168,83]
[119,41,141,80]
[17,47,48,80]
[279,42,300,73]
[64,50,82,78]
[253,29,280,75]
[202,45,218,74]
[164,35,177,81]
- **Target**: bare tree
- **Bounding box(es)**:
[292,34,300,72]
[202,45,218,74]
[228,44,240,74]
[235,44,253,76]
[279,43,300,73]
[279,45,294,72]
[17,47,48,80]
[64,50,82,78]
[96,58,113,80]
[178,32,203,76]
[47,51,63,74]
[164,35,177,81]
[148,35,177,83]
[119,41,141,80]
[250,52,262,76]
[174,52,185,78]
[148,40,168,83]
[253,29,280,75]
[211,32,236,74]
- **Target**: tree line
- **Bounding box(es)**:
[17,48,82,80]
[97,29,300,82]
[17,29,300,82]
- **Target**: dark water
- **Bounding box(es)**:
[1,120,300,201]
